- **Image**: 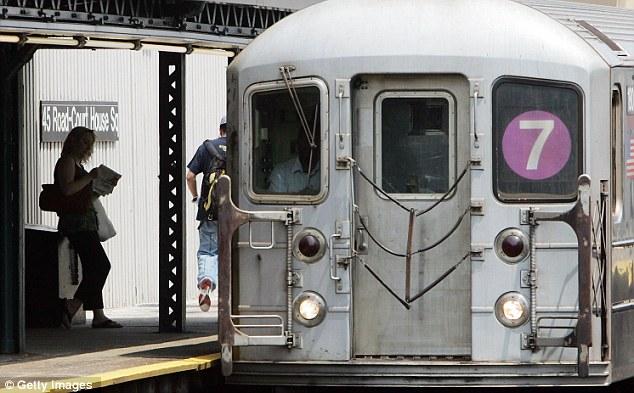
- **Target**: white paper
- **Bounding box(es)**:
[92,164,122,196]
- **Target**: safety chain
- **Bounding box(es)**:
[361,251,470,309]
[353,161,471,216]
[350,159,472,306]
[356,207,469,257]
[352,160,471,256]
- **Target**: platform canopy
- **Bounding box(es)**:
[0,0,295,53]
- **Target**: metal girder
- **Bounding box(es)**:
[158,51,186,332]
[0,44,26,353]
[0,1,292,40]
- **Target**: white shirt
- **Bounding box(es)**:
[268,157,320,194]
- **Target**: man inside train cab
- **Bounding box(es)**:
[268,129,320,194]
[186,116,227,311]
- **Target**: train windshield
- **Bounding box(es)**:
[493,79,582,202]
[377,91,455,197]
[251,86,322,197]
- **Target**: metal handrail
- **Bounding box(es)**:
[248,221,275,250]
[231,314,284,334]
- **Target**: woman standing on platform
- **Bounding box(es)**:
[55,126,122,329]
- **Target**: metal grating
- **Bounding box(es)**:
[0,1,293,38]
[158,51,186,332]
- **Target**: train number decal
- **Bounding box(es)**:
[502,110,571,180]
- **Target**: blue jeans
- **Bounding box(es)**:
[197,220,218,287]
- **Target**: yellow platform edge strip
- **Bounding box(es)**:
[0,353,220,393]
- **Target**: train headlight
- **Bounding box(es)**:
[292,228,326,263]
[299,299,320,320]
[293,291,327,327]
[495,228,529,264]
[495,292,529,328]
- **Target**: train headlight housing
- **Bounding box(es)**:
[293,291,327,327]
[495,292,529,328]
[292,228,326,263]
[495,228,529,264]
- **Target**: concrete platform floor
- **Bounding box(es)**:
[0,301,219,392]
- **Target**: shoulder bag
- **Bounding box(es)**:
[39,183,92,214]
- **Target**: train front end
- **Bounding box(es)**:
[216,0,620,386]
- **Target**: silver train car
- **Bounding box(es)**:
[216,0,634,386]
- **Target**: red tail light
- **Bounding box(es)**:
[501,234,524,258]
[299,234,320,258]
[495,228,529,264]
[292,228,326,263]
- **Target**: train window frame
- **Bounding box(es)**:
[244,77,329,204]
[374,90,457,200]
[611,85,623,222]
[492,77,584,203]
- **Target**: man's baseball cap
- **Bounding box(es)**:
[220,116,227,127]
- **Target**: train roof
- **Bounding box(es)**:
[231,0,634,73]
[521,0,634,65]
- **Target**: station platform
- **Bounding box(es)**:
[0,301,220,392]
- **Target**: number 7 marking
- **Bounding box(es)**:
[519,120,555,170]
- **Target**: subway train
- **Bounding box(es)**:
[215,0,634,386]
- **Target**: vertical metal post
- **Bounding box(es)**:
[158,52,187,332]
[529,175,593,377]
[0,44,24,353]
[404,209,415,302]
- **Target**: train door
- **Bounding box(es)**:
[352,74,471,356]
[610,67,634,377]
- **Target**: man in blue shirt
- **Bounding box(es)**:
[186,116,227,311]
[268,130,320,194]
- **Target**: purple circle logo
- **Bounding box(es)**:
[502,110,571,180]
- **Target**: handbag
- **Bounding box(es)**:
[93,198,116,242]
[39,183,92,214]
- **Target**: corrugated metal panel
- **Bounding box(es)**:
[21,49,227,308]
[519,0,634,64]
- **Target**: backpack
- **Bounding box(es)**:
[201,139,226,220]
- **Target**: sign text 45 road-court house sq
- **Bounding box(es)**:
[40,101,119,142]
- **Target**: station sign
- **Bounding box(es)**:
[40,101,119,142]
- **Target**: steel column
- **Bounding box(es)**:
[0,44,24,353]
[158,52,187,332]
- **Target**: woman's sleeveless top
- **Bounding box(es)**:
[56,162,97,234]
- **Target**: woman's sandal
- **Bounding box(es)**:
[92,319,123,329]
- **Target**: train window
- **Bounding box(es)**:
[376,91,455,197]
[493,79,582,202]
[248,80,327,202]
[611,87,623,220]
